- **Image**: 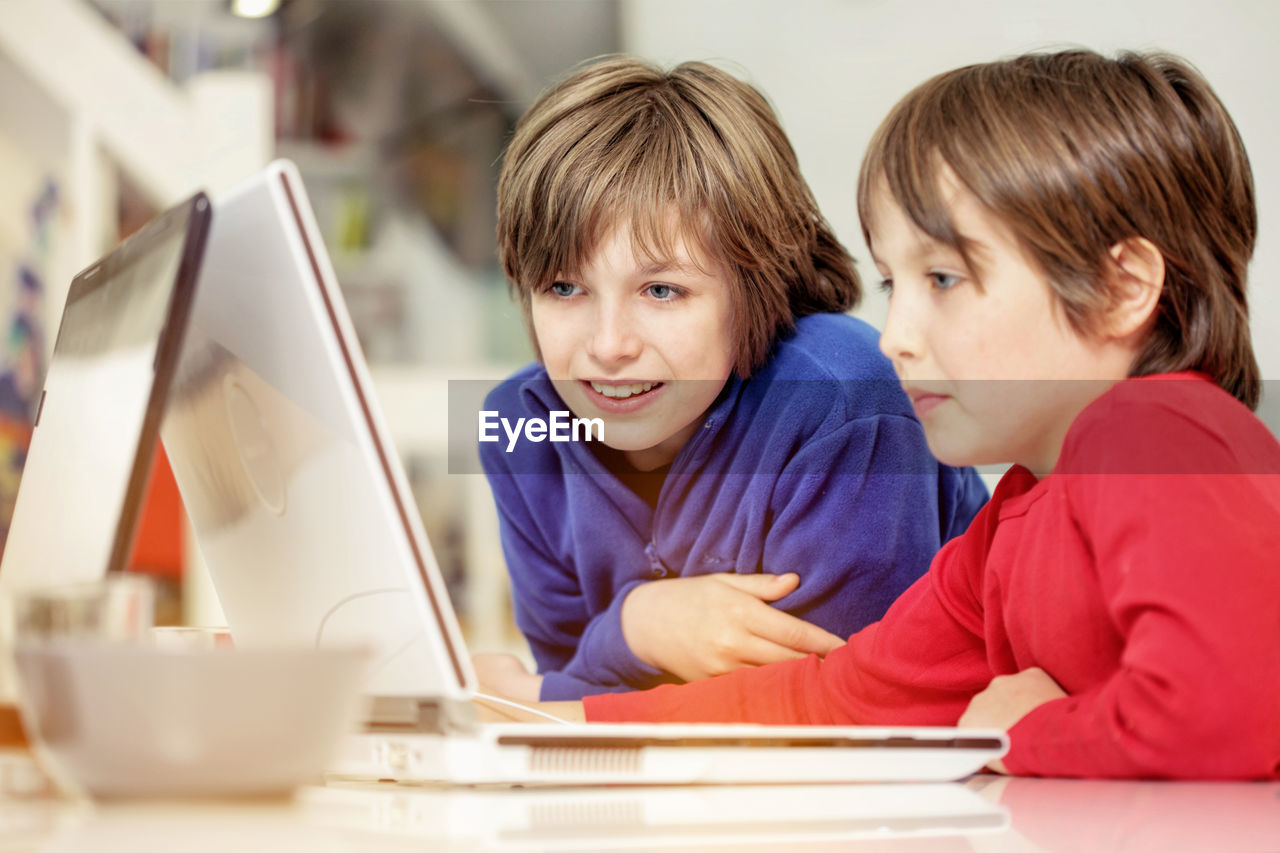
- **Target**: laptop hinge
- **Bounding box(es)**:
[361,696,476,734]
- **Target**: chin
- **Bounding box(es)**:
[922,431,986,471]
[597,429,663,454]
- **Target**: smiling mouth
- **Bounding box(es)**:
[585,380,663,400]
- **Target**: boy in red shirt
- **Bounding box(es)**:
[484,49,1280,779]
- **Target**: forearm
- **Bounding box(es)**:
[529,580,670,700]
[495,512,663,698]
[1001,557,1280,779]
[585,655,821,723]
[1012,474,1280,780]
[1004,672,1280,780]
[588,569,992,726]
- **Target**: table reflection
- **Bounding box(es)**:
[972,775,1280,852]
[4,771,1279,853]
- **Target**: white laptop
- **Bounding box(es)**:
[160,160,1007,785]
[0,193,210,594]
[0,193,209,702]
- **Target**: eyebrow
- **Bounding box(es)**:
[867,231,992,270]
[553,259,707,282]
[640,260,704,277]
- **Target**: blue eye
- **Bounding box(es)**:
[548,281,580,297]
[646,283,680,300]
[930,272,961,291]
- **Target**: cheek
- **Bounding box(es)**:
[936,285,1050,381]
[941,315,1032,381]
[530,310,572,370]
[929,325,993,380]
[687,341,735,381]
[644,310,736,378]
[692,308,737,378]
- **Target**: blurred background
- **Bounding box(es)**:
[0,0,1276,653]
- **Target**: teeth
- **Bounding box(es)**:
[590,381,655,399]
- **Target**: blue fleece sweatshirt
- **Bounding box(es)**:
[479,313,987,700]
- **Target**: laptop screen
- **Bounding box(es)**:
[162,163,473,705]
[0,194,210,592]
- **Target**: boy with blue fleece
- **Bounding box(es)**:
[474,57,985,702]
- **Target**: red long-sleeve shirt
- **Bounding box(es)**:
[585,374,1280,779]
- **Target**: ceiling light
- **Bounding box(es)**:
[231,0,281,19]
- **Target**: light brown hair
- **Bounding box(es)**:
[498,55,860,376]
[857,49,1260,408]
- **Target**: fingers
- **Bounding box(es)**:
[959,667,1068,731]
[621,572,842,680]
[712,571,800,601]
[471,653,541,702]
[710,573,844,654]
[717,629,842,670]
[472,696,529,722]
[748,607,845,656]
[730,634,812,668]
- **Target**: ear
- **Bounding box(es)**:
[1103,237,1164,339]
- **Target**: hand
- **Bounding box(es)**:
[472,697,586,724]
[621,572,845,682]
[471,653,544,704]
[959,667,1067,774]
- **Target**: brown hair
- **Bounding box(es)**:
[497,55,860,376]
[857,49,1260,408]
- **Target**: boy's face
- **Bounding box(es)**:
[868,179,1134,478]
[530,222,735,471]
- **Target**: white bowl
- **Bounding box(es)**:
[13,643,368,797]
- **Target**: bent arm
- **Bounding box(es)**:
[1004,472,1280,779]
[585,534,995,724]
[481,430,667,700]
[763,414,984,637]
[492,495,666,699]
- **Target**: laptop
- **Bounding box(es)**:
[0,193,210,595]
[0,193,210,703]
[161,160,1007,785]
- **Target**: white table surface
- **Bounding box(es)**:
[3,751,1278,853]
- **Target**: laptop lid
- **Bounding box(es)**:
[162,161,474,706]
[0,193,211,593]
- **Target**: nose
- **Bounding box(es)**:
[878,289,924,371]
[587,298,642,365]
